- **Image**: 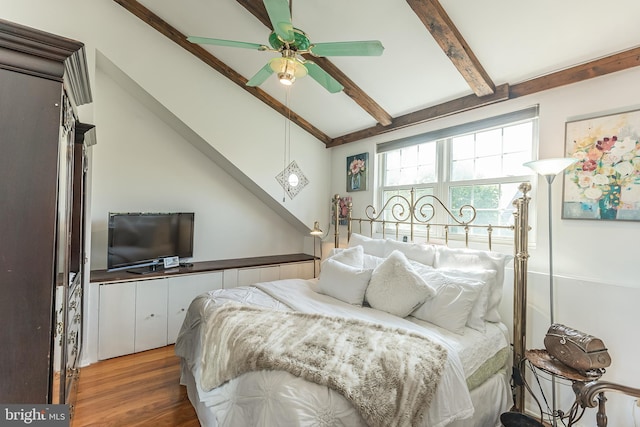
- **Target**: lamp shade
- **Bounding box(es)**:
[523,157,577,176]
[310,221,323,236]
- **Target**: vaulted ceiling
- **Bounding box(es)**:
[114,0,640,147]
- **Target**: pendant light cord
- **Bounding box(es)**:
[282,0,294,203]
[283,86,292,202]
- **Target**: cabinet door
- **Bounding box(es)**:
[299,261,315,279]
[98,282,136,360]
[259,266,280,282]
[280,262,315,280]
[237,267,262,287]
[134,279,168,353]
[223,268,239,289]
[167,273,222,344]
[237,266,281,286]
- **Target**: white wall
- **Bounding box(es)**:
[2,0,332,231]
[330,68,640,426]
[91,63,306,268]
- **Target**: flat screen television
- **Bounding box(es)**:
[107,212,194,272]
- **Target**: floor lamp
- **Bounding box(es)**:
[310,221,324,277]
[523,157,577,427]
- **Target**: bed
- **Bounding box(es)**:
[175,183,532,427]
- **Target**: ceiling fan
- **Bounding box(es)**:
[187,0,384,93]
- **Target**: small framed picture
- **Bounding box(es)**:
[163,256,180,269]
[331,196,352,226]
[346,152,368,192]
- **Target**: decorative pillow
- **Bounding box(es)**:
[363,253,385,269]
[434,246,513,323]
[411,266,485,335]
[347,233,386,257]
[383,239,436,266]
[323,245,364,268]
[324,247,342,259]
[316,258,372,306]
[366,250,435,317]
[438,268,496,332]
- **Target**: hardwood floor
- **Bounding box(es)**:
[72,345,200,427]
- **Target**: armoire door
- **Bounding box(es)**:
[0,67,64,403]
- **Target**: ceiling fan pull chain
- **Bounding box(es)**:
[282,88,289,202]
[287,86,292,167]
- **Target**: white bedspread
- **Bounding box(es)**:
[176,279,481,427]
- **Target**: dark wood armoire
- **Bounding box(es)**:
[0,18,93,410]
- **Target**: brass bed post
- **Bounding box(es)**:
[512,182,531,411]
[333,194,341,248]
[347,199,353,243]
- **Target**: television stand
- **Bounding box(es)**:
[127,264,163,275]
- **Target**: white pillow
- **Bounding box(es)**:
[383,239,436,266]
[323,245,364,268]
[316,258,372,305]
[366,251,434,317]
[438,268,496,332]
[324,247,342,259]
[347,233,386,257]
[363,253,385,269]
[434,246,512,322]
[411,266,485,335]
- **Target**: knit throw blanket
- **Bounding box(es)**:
[200,302,448,427]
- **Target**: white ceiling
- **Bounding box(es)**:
[135,0,640,140]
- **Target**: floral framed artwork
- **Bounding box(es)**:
[331,196,352,226]
[563,108,640,221]
[347,152,368,192]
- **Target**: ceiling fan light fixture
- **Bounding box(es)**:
[279,71,295,85]
[270,56,307,86]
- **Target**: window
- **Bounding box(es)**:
[378,107,537,240]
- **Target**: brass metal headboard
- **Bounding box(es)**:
[331,182,532,411]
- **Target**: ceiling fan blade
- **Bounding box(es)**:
[263,0,294,43]
[187,36,265,50]
[310,40,384,57]
[246,62,275,87]
[304,62,344,93]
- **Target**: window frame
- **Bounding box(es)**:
[376,107,539,244]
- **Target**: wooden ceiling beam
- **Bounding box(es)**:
[112,0,331,145]
[406,0,495,97]
[510,46,640,98]
[236,0,393,127]
[328,84,509,147]
[330,46,640,147]
[113,0,640,149]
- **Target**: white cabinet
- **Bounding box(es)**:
[96,258,314,359]
[223,269,239,289]
[98,279,168,359]
[228,261,314,288]
[134,279,168,353]
[98,272,223,359]
[236,265,280,287]
[280,261,315,280]
[98,281,136,360]
[236,267,261,288]
[167,273,222,344]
